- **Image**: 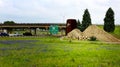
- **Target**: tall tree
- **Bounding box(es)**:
[77,19,81,30]
[81,9,92,32]
[104,7,115,32]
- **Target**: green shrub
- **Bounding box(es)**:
[89,36,97,41]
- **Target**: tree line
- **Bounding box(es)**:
[77,7,115,32]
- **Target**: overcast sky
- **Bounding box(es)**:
[0,0,120,24]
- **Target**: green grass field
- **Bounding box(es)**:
[0,36,120,67]
[0,25,120,67]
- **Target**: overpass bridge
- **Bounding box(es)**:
[0,23,66,35]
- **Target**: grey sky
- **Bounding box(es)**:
[0,0,120,24]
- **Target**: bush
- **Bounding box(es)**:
[23,32,32,36]
[89,36,96,41]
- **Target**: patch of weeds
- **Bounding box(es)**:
[0,51,11,57]
[88,36,97,41]
[71,58,75,62]
[41,49,47,52]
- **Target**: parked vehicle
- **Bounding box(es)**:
[9,33,23,36]
[0,32,9,36]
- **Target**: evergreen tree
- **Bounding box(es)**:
[77,19,81,30]
[104,7,115,32]
[81,9,92,32]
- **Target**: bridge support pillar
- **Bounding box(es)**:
[33,28,37,35]
[45,26,49,35]
[6,28,13,34]
[0,28,3,32]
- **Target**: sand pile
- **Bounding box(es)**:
[65,25,120,42]
[66,29,83,40]
[83,25,120,42]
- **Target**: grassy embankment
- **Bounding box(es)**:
[0,36,120,67]
[112,25,120,39]
[98,25,120,39]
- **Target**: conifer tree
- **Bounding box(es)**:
[81,9,92,32]
[104,7,115,32]
[77,19,81,30]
